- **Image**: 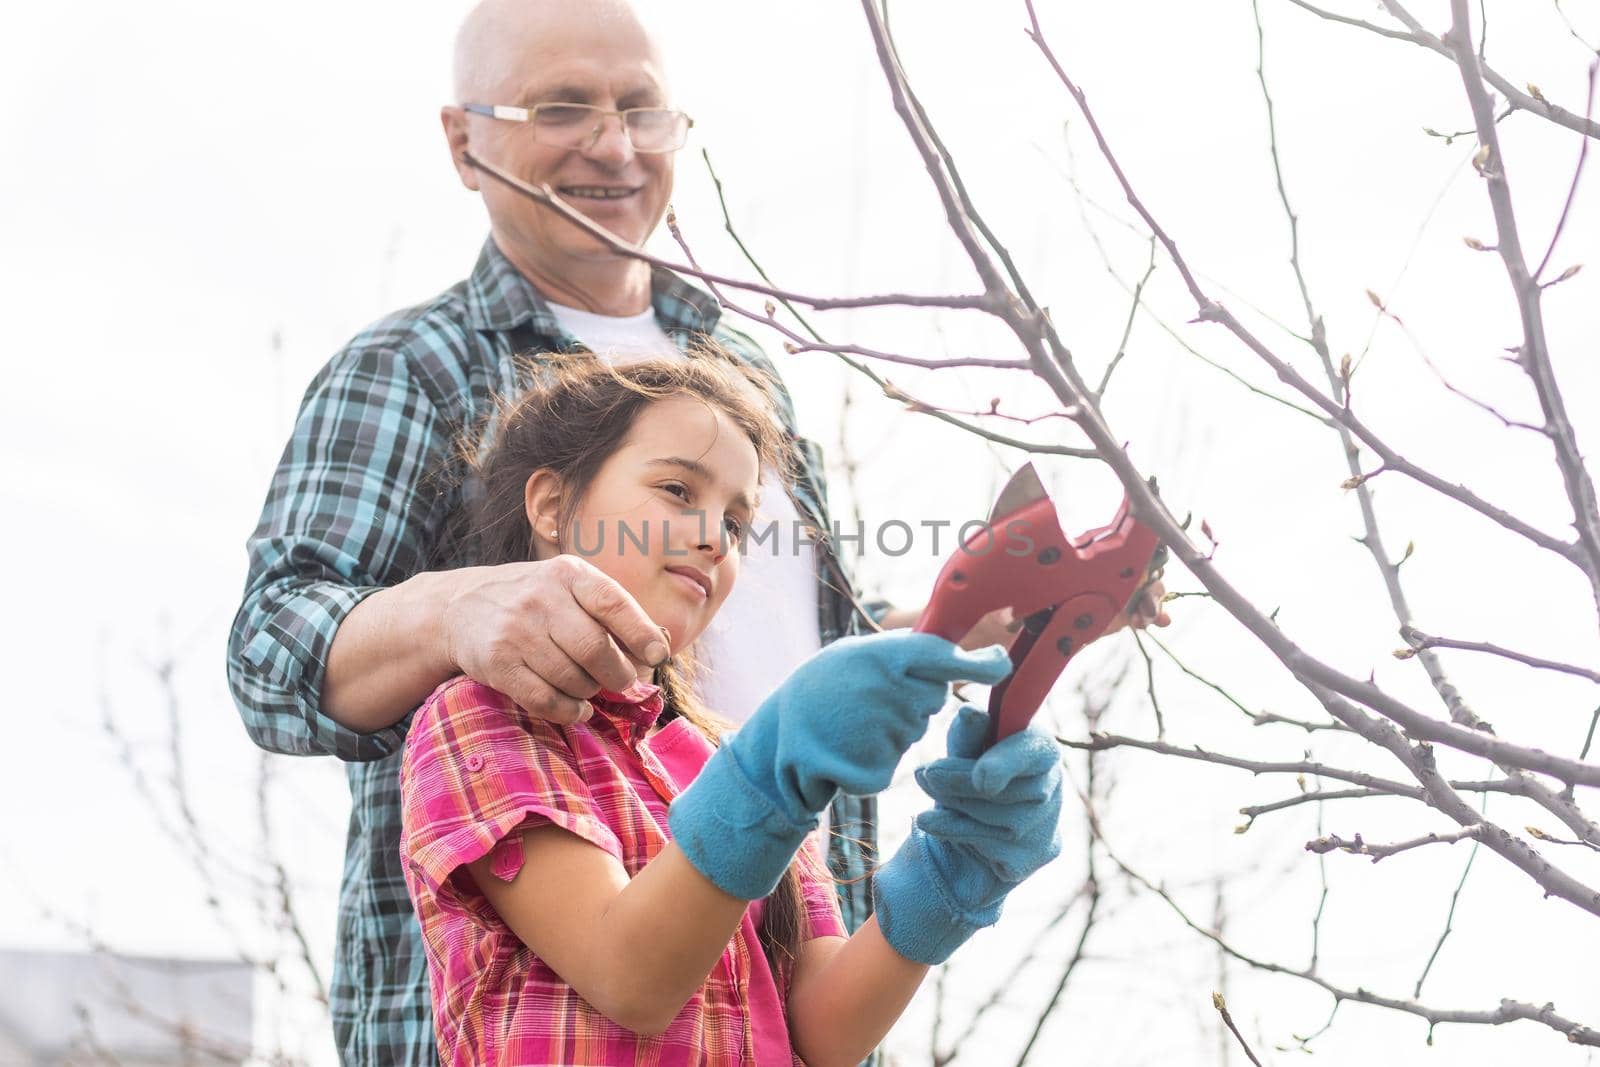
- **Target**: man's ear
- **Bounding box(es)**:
[441,106,481,191]
[524,469,565,553]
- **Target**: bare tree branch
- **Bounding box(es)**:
[1012,694,1107,1067]
[256,756,329,1006]
[1306,825,1487,861]
[666,192,1100,461]
[1253,0,1600,860]
[1582,705,1600,761]
[1147,631,1346,734]
[1444,0,1600,609]
[1048,138,1333,425]
[1309,782,1330,976]
[780,336,1030,371]
[1553,0,1600,55]
[466,152,996,314]
[1414,793,1488,999]
[1101,832,1600,1048]
[1130,630,1167,739]
[1534,58,1599,281]
[1366,289,1546,432]
[1281,0,1418,44]
[1238,779,1523,823]
[1213,993,1267,1067]
[880,0,1045,314]
[1283,0,1600,140]
[1027,3,1583,568]
[1012,5,1600,857]
[1528,825,1600,853]
[1093,238,1156,402]
[1400,626,1600,684]
[1062,733,1418,794]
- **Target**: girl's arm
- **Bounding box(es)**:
[786,919,927,1067]
[455,634,1012,1038]
[468,827,746,1036]
[788,708,1068,1065]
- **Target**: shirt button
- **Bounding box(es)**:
[465,754,485,772]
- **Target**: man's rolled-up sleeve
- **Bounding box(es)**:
[227,342,455,762]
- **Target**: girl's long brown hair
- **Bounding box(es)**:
[458,345,827,975]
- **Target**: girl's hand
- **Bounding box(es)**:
[670,631,1013,901]
[871,705,1064,964]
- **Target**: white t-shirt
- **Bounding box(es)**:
[693,471,822,725]
[547,301,676,365]
[545,302,823,726]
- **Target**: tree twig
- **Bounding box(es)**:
[1444,0,1600,610]
[465,152,996,314]
[1283,0,1600,139]
[1400,626,1600,684]
[1533,58,1599,281]
[1253,0,1600,858]
[1213,992,1267,1067]
[1100,831,1600,1047]
[1093,238,1156,402]
[1306,825,1487,862]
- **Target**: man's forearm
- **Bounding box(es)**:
[321,569,461,733]
[876,605,919,630]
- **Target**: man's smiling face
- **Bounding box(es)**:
[455,2,675,273]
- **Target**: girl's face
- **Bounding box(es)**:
[531,395,760,655]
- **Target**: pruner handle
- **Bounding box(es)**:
[916,494,1161,750]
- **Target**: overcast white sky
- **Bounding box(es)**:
[4,1,1600,1063]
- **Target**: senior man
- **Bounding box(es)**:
[227,1,984,1062]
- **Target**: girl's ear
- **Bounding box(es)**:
[523,469,565,556]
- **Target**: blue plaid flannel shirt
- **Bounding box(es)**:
[228,237,885,1066]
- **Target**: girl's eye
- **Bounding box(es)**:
[660,482,745,543]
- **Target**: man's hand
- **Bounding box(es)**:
[957,606,1018,651]
[441,555,671,724]
[1100,578,1171,638]
[875,605,1016,652]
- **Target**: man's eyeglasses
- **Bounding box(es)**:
[461,103,694,154]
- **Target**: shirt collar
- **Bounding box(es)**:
[463,235,723,338]
[588,679,667,743]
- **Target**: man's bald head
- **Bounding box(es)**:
[452,0,662,104]
[440,0,679,311]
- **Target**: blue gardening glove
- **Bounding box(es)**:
[670,631,1012,900]
[872,704,1064,964]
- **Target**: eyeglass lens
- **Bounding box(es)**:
[533,104,687,152]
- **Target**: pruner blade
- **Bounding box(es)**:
[988,462,1049,524]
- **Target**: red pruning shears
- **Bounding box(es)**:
[915,463,1163,748]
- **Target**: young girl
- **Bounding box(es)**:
[399,349,1066,1066]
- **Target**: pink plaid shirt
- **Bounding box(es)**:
[400,676,845,1066]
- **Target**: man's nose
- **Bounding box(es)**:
[582,113,636,166]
